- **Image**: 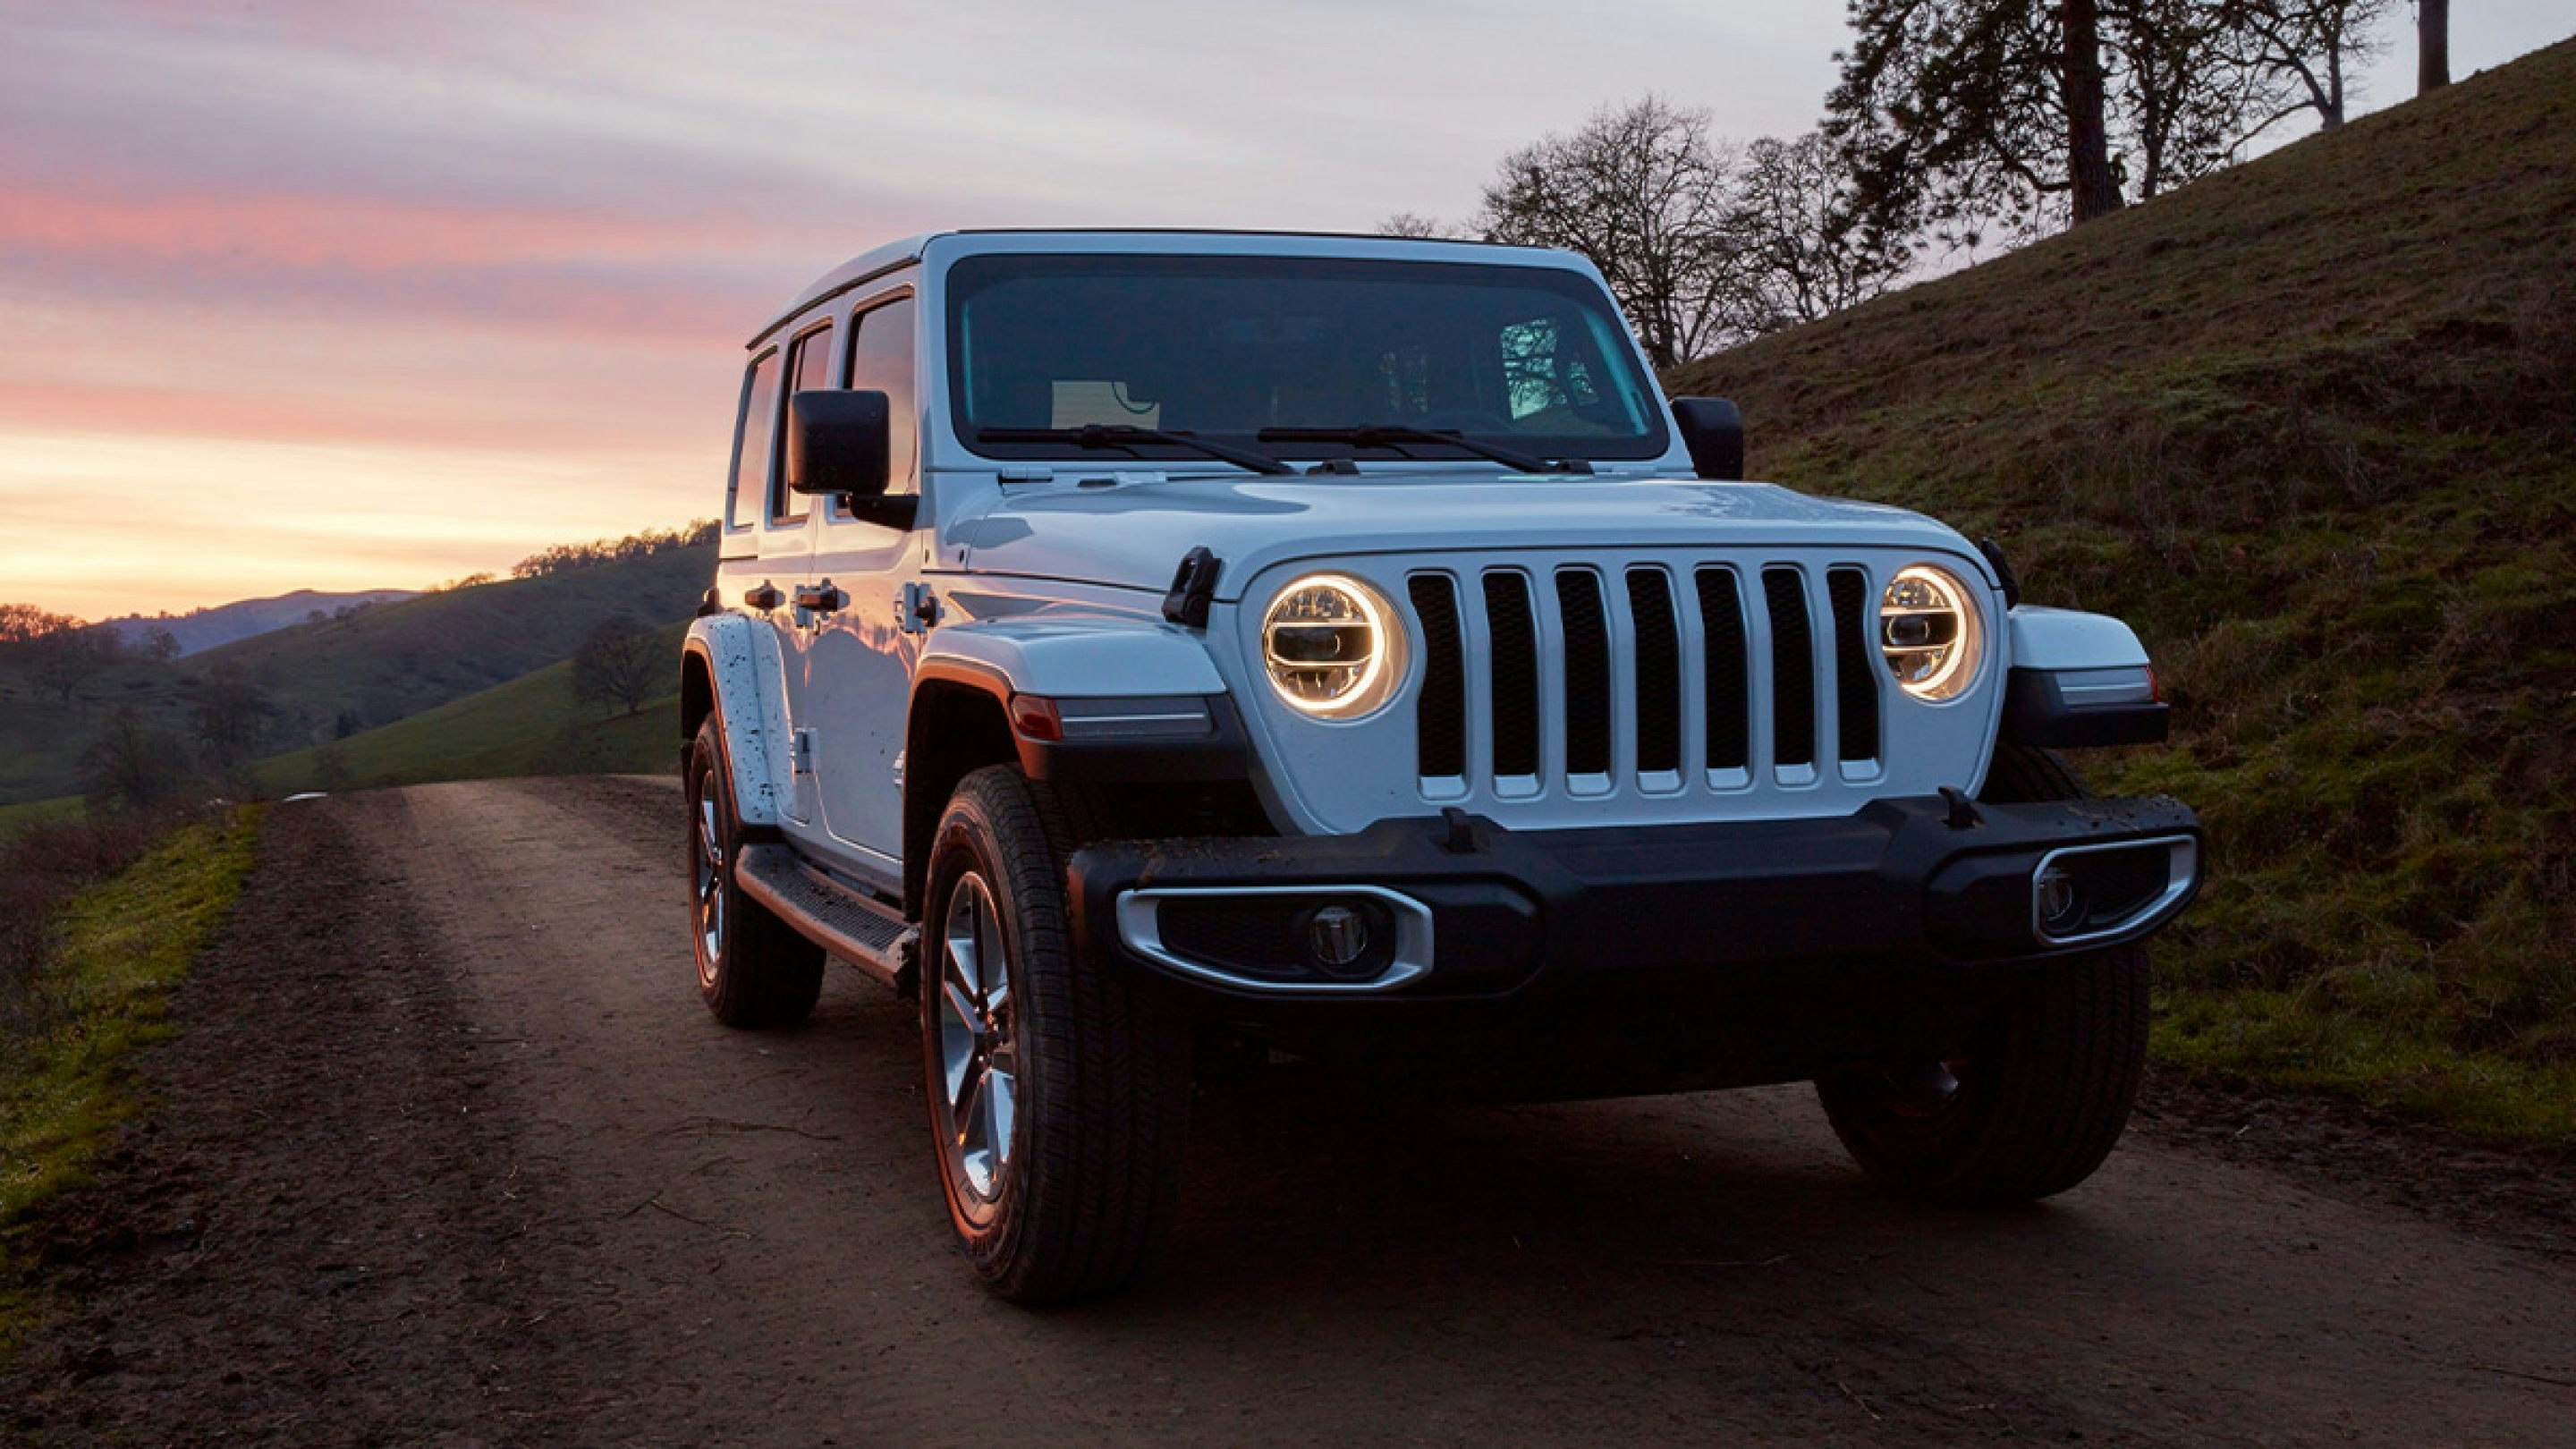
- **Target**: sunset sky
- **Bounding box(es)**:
[3,0,2563,622]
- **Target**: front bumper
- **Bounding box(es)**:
[1068,792,2199,1095]
[1071,792,2199,1001]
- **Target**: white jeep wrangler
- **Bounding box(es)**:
[681,230,2200,1302]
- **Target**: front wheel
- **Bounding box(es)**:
[1815,944,2149,1204]
[920,767,1191,1303]
[1814,742,2150,1203]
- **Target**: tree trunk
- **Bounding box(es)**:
[2419,0,2450,94]
[2061,0,2123,224]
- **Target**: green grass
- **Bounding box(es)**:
[1670,39,2576,1143]
[0,809,260,1344]
[0,796,80,840]
[0,545,713,808]
[254,619,688,794]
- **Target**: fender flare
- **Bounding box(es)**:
[2006,605,2150,671]
[682,614,794,832]
[2002,606,2166,748]
[912,615,1228,699]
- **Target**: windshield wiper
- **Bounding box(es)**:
[1257,425,1587,476]
[976,425,1293,476]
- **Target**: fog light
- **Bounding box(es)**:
[1306,904,1369,971]
[2035,864,2084,936]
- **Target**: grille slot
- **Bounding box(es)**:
[1828,567,1880,766]
[1555,569,1613,778]
[1626,568,1682,775]
[1695,567,1750,772]
[1482,572,1541,779]
[1408,574,1467,779]
[1762,567,1817,769]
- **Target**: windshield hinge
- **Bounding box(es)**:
[1161,547,1223,629]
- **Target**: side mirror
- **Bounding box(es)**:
[787,389,890,496]
[1670,397,1743,481]
[787,388,917,530]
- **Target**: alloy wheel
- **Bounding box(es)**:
[936,871,1018,1224]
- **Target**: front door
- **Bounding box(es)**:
[803,293,924,883]
[766,321,832,824]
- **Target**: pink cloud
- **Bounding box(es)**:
[0,182,749,275]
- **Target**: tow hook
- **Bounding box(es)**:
[1940,786,1984,830]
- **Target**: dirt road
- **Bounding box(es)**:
[10,776,2572,1445]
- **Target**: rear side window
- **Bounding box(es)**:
[774,323,835,525]
[726,349,780,533]
[843,296,919,503]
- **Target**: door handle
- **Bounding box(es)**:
[794,582,845,613]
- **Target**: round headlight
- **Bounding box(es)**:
[1261,573,1406,718]
[1880,564,1984,700]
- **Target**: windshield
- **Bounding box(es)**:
[946,253,1669,467]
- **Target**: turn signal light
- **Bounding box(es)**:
[1008,694,1063,741]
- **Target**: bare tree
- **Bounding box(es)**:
[1477,97,1741,368]
[1829,0,2275,243]
[0,603,72,645]
[1724,132,1912,333]
[22,623,121,708]
[571,616,662,717]
[1377,212,1452,239]
[140,626,182,665]
[79,706,193,812]
[191,662,272,772]
[2417,0,2449,93]
[2219,0,2390,140]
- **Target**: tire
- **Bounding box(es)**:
[1813,742,2150,1205]
[919,766,1191,1303]
[687,716,824,1029]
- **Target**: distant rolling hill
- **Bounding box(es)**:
[256,620,688,796]
[1668,39,2576,1139]
[104,589,420,657]
[0,545,713,807]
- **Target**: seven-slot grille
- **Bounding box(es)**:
[1409,559,1884,798]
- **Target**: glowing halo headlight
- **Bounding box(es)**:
[1260,573,1407,718]
[1880,564,1984,701]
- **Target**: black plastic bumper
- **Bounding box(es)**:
[1069,792,2201,1006]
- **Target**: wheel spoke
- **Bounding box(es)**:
[953,1055,987,1145]
[942,977,981,1037]
[986,1066,1016,1169]
[971,888,1003,1000]
[944,921,980,1006]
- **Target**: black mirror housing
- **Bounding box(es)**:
[787,389,892,497]
[1670,397,1744,481]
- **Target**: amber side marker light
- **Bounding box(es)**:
[1009,695,1063,741]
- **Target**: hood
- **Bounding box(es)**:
[944,470,1987,599]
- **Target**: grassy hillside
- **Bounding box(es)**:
[0,546,711,807]
[1671,40,2576,1140]
[256,620,687,795]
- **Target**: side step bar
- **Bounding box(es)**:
[734,843,918,993]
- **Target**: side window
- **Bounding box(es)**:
[843,296,919,505]
[726,349,781,533]
[773,323,835,525]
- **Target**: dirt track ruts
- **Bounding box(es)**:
[8,775,2572,1445]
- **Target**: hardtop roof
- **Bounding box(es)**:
[749,228,1580,350]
